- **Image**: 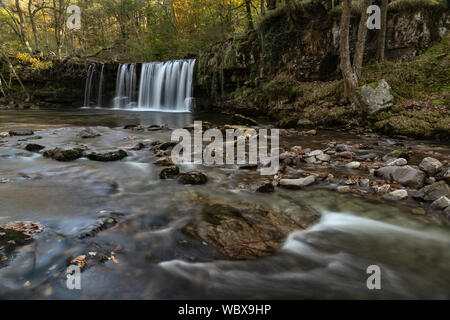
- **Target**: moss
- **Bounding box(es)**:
[362,33,450,104]
[261,73,300,101]
[374,110,450,140]
[389,0,447,12]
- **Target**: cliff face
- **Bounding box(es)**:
[195,1,449,108]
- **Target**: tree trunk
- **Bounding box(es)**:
[353,0,371,79]
[261,0,266,16]
[377,0,388,61]
[52,0,67,60]
[339,0,368,122]
[1,50,30,100]
[28,0,42,55]
[245,1,254,30]
[15,0,34,54]
[339,0,357,101]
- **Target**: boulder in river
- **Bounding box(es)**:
[43,147,83,162]
[0,222,44,267]
[87,150,128,162]
[183,203,320,260]
[413,181,450,202]
[387,158,408,166]
[0,132,9,138]
[419,157,443,176]
[177,171,208,185]
[346,161,361,169]
[383,190,408,201]
[430,196,450,210]
[77,128,101,139]
[160,166,180,180]
[256,181,275,193]
[280,175,316,190]
[25,144,45,153]
[375,166,426,188]
[154,157,174,166]
[9,129,34,136]
[435,166,450,183]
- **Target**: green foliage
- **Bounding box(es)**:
[262,74,303,101]
[363,33,450,104]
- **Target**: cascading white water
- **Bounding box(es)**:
[83,64,106,108]
[83,65,96,107]
[137,59,196,112]
[113,63,137,109]
[97,64,105,107]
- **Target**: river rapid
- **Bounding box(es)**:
[0,109,449,299]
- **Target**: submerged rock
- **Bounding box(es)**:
[9,129,34,136]
[154,157,174,166]
[87,150,128,162]
[177,171,208,185]
[376,166,426,188]
[25,144,45,153]
[130,142,146,151]
[256,181,275,193]
[78,217,119,239]
[0,222,44,267]
[419,157,443,176]
[160,166,180,180]
[77,128,101,139]
[183,203,320,260]
[43,147,83,162]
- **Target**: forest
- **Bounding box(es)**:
[0,0,272,61]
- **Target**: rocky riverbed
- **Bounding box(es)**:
[0,109,449,299]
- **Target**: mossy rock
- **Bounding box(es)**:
[0,228,32,268]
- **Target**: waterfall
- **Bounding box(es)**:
[83,64,106,108]
[97,64,105,107]
[90,59,196,111]
[83,65,96,107]
[137,59,196,112]
[113,63,137,109]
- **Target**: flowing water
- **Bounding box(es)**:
[137,60,196,112]
[0,109,449,299]
[89,60,196,111]
[83,65,96,108]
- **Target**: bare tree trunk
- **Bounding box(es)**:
[377,0,388,61]
[15,0,34,54]
[353,0,371,79]
[261,0,266,16]
[245,0,254,30]
[339,0,368,122]
[28,0,42,55]
[1,50,30,101]
[339,0,357,101]
[0,77,6,97]
[52,0,67,60]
